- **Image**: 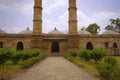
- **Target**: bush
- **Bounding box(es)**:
[96,56,119,80]
[79,49,92,61]
[0,47,13,65]
[22,54,46,68]
[12,50,40,64]
[4,60,14,65]
[91,49,106,63]
[69,50,78,57]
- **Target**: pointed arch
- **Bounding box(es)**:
[113,42,119,56]
[86,42,93,50]
[16,41,24,50]
[113,42,118,48]
[0,42,3,48]
[51,41,59,53]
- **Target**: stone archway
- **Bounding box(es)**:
[17,41,24,50]
[86,42,93,50]
[51,41,59,53]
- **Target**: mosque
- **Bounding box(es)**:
[0,0,120,56]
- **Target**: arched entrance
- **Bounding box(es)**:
[86,42,93,50]
[51,41,59,53]
[113,42,119,55]
[113,42,118,48]
[17,41,24,50]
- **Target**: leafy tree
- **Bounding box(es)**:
[86,23,100,34]
[110,18,120,33]
[105,25,114,31]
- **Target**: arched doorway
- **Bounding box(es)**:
[113,42,119,55]
[86,42,93,50]
[113,42,118,48]
[17,42,24,50]
[51,41,59,53]
[0,42,3,48]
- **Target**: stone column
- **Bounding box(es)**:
[68,0,78,34]
[33,0,42,34]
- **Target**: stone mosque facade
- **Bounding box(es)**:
[0,0,120,56]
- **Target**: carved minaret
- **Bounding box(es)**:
[33,0,42,34]
[68,0,78,34]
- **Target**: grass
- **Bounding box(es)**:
[113,56,120,66]
[65,56,99,76]
[65,56,120,80]
[0,65,22,80]
[0,54,46,80]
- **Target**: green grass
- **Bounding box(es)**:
[65,56,120,80]
[66,56,99,77]
[0,65,22,79]
[114,56,120,66]
[0,54,46,80]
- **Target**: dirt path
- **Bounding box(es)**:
[14,57,96,80]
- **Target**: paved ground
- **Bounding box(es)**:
[14,57,96,80]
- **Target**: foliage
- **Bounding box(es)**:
[105,25,114,31]
[69,50,79,57]
[0,47,13,65]
[0,47,46,80]
[21,54,46,68]
[91,49,106,63]
[86,23,100,34]
[79,49,92,61]
[110,18,120,33]
[96,56,120,80]
[4,60,14,65]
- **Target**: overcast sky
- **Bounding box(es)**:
[0,0,120,33]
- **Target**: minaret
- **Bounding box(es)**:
[68,0,78,34]
[33,0,42,34]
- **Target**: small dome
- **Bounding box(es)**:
[78,30,91,34]
[101,30,119,35]
[19,27,32,34]
[48,27,64,34]
[0,28,7,34]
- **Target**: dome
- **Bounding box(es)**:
[78,30,91,34]
[19,27,32,34]
[0,28,7,34]
[101,30,119,35]
[48,27,64,34]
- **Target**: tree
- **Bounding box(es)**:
[110,18,120,33]
[105,25,114,31]
[86,23,100,34]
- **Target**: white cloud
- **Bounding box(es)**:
[77,10,120,32]
[0,0,120,34]
[0,0,33,15]
[43,0,67,15]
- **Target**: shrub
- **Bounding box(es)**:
[69,50,78,57]
[96,56,119,80]
[22,54,46,68]
[4,60,14,65]
[79,49,92,61]
[12,51,23,64]
[104,56,117,66]
[91,49,106,63]
[12,50,40,64]
[0,47,13,65]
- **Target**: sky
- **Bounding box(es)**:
[0,0,120,33]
